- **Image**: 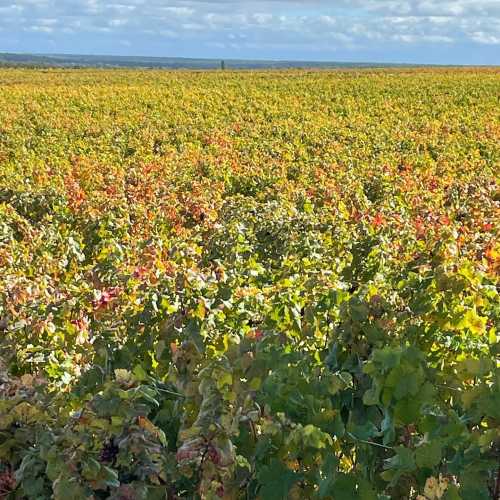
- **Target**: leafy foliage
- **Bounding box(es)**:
[0,68,499,499]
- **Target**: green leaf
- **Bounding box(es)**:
[348,421,378,440]
[393,372,420,400]
[302,424,333,449]
[442,484,462,500]
[133,364,148,381]
[331,413,345,438]
[318,453,340,498]
[358,477,377,500]
[415,441,442,468]
[331,473,357,500]
[384,446,416,474]
[381,411,396,445]
[81,457,101,481]
[351,303,369,322]
[53,475,87,500]
[363,385,381,406]
[101,466,120,488]
[394,397,421,424]
[257,459,301,500]
[371,347,401,372]
[321,474,377,500]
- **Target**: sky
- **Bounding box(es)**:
[0,1,499,65]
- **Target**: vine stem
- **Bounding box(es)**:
[347,432,393,450]
[155,386,185,398]
[493,465,500,500]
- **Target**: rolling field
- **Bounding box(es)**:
[0,68,499,499]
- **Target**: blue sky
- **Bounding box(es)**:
[1,1,499,64]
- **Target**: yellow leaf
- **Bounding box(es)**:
[460,308,487,336]
[195,298,206,320]
[249,377,261,390]
[216,371,232,390]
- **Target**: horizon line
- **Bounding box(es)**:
[3,50,497,68]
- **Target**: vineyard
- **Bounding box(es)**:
[0,68,499,499]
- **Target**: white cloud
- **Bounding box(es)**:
[470,31,500,44]
[161,6,194,16]
[0,0,499,59]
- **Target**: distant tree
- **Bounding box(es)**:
[221,60,226,71]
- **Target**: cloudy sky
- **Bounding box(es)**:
[1,0,499,64]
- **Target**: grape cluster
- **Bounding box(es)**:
[206,444,221,465]
[100,440,119,464]
[0,470,16,496]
